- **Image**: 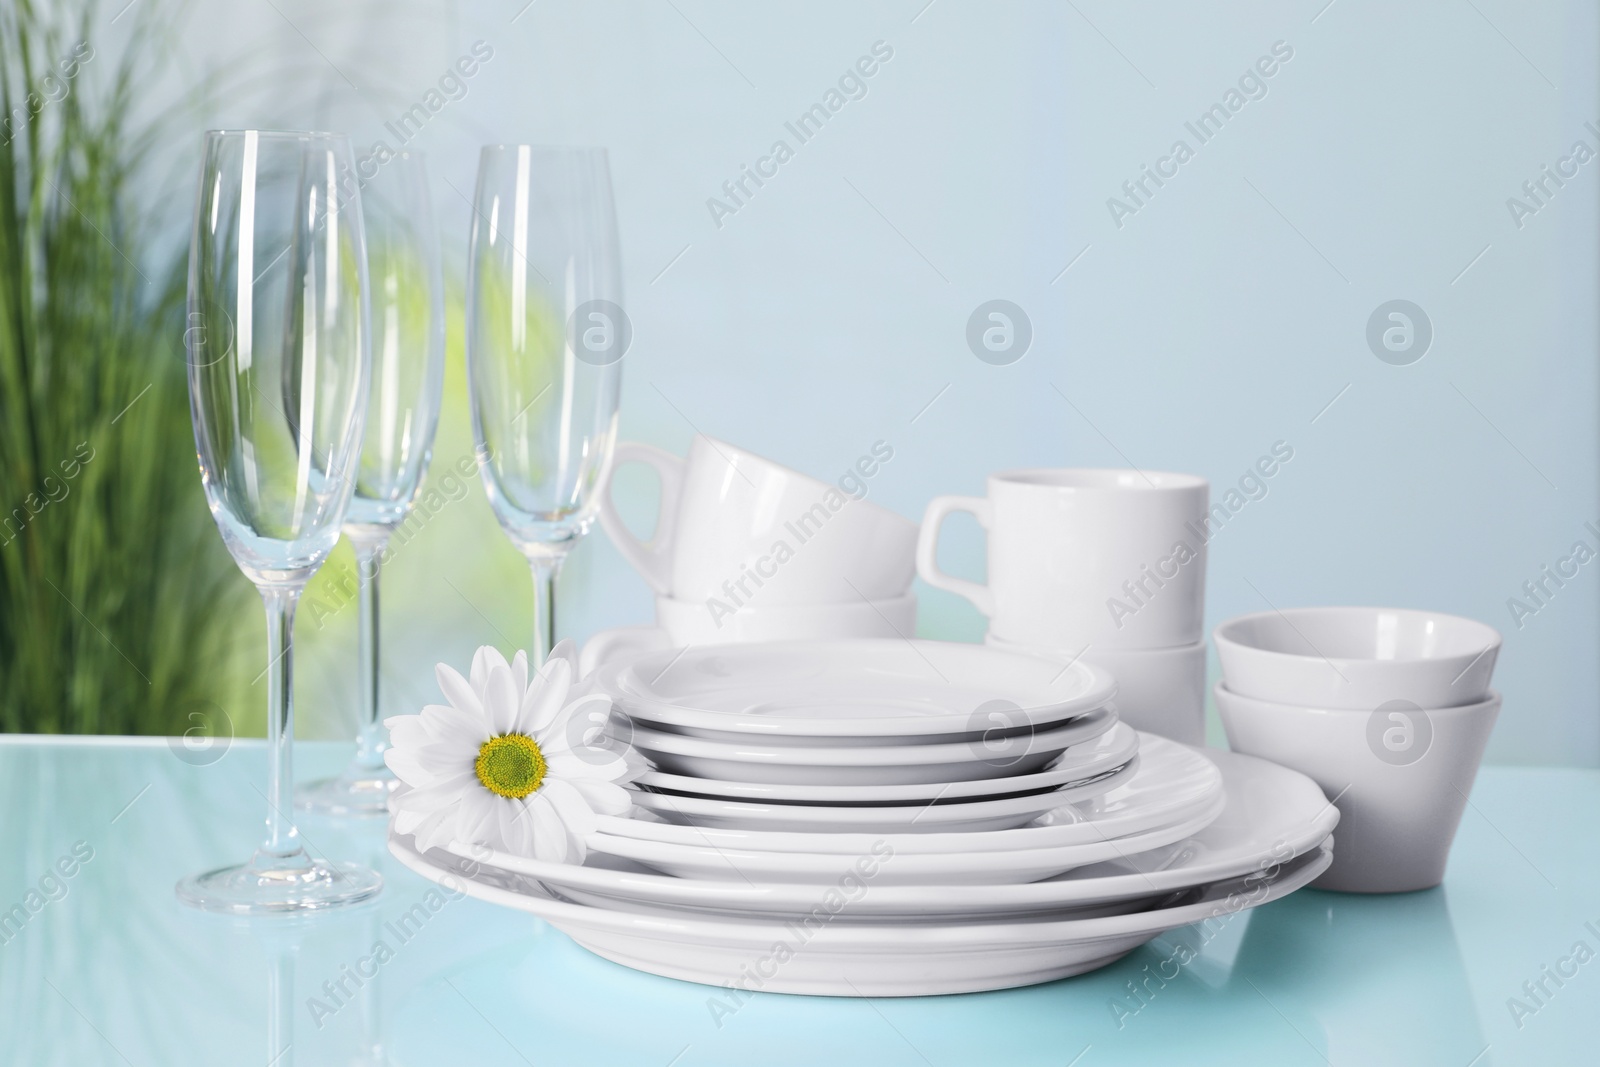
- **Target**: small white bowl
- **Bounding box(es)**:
[1214,606,1500,709]
[1214,682,1501,893]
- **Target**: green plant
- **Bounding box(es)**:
[0,0,249,734]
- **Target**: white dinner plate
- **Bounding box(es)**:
[623,705,1118,786]
[392,830,1331,995]
[600,638,1117,742]
[430,746,1336,921]
[633,722,1142,805]
[626,757,1137,834]
[608,733,1214,852]
[585,788,1226,885]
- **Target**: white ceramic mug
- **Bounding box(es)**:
[919,469,1210,651]
[986,634,1206,744]
[599,435,917,606]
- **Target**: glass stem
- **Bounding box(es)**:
[261,585,304,860]
[529,554,564,667]
[351,535,390,771]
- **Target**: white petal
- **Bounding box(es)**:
[469,647,491,694]
[408,742,475,782]
[547,638,579,675]
[379,713,422,739]
[472,646,511,700]
[527,795,571,864]
[417,704,490,756]
[435,663,483,718]
[566,778,632,815]
[387,716,432,751]
[392,769,479,812]
[521,657,574,732]
[383,748,433,787]
[498,800,535,858]
[484,662,519,737]
[393,806,430,835]
[511,651,529,701]
[456,790,501,849]
[411,806,460,854]
[540,778,598,836]
[545,749,630,781]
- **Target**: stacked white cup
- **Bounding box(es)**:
[917,469,1211,743]
[590,435,918,670]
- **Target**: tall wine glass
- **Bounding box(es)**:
[466,146,624,663]
[297,152,445,816]
[180,130,381,912]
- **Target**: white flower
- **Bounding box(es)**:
[384,639,638,863]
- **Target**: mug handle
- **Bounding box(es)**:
[598,442,685,596]
[916,495,995,616]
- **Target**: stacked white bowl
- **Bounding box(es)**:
[919,468,1211,742]
[1213,606,1502,893]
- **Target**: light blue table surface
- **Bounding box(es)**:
[0,736,1594,1066]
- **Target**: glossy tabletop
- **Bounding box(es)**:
[0,737,1594,1066]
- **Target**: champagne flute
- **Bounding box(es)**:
[179,130,380,912]
[466,146,624,662]
[298,152,445,817]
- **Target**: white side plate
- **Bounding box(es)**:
[602,638,1117,740]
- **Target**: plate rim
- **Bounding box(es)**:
[596,638,1119,738]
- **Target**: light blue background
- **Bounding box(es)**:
[131,0,1597,765]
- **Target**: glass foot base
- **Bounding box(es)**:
[176,855,384,914]
[296,767,398,817]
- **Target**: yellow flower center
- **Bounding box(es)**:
[475,733,547,799]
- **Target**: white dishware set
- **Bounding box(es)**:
[920,468,1212,743]
[373,420,1505,993]
[1213,606,1502,893]
[391,637,1342,994]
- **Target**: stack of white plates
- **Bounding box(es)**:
[389,639,1338,995]
[603,639,1127,798]
[391,745,1334,994]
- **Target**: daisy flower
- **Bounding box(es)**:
[384,639,638,863]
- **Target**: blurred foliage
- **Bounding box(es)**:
[0,0,249,733]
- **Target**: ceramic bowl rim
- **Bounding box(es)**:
[1213,606,1501,667]
[1213,681,1502,717]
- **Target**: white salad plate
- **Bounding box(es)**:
[599,638,1117,743]
[428,746,1336,921]
[584,788,1226,885]
[622,705,1119,786]
[392,830,1331,995]
[633,721,1142,804]
[610,734,1214,851]
[626,758,1137,834]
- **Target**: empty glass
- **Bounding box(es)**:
[466,145,624,662]
[297,151,445,817]
[179,130,380,912]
